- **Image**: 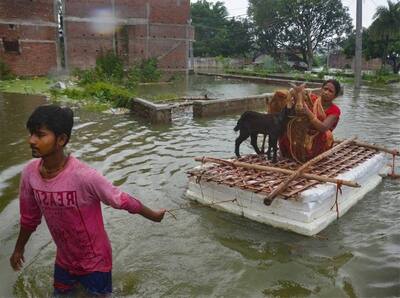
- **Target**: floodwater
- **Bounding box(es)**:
[136,73,282,99]
[0,76,399,297]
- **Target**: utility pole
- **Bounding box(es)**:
[354,0,362,88]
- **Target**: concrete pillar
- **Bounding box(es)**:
[355,0,362,89]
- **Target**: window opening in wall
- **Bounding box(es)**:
[2,39,20,54]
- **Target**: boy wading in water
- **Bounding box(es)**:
[10,105,166,296]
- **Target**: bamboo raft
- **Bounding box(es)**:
[186,140,397,236]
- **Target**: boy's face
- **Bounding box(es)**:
[28,125,65,158]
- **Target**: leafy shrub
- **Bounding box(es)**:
[128,58,162,83]
[0,59,14,80]
[84,82,135,108]
[50,82,134,108]
[72,52,124,85]
[72,68,100,86]
[95,51,124,82]
[126,67,140,89]
[216,56,231,69]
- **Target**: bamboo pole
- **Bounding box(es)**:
[194,156,360,188]
[334,139,399,156]
[263,137,357,204]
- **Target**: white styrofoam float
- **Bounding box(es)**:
[186,153,391,236]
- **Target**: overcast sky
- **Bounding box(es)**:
[206,0,389,28]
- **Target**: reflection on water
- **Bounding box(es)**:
[0,78,399,297]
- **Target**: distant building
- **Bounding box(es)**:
[0,0,60,76]
[253,52,308,71]
[0,0,194,76]
[328,52,382,71]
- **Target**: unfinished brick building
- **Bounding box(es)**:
[0,0,60,76]
[0,0,194,76]
[328,52,382,71]
[63,0,194,73]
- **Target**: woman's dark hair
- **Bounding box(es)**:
[26,105,74,146]
[323,79,341,96]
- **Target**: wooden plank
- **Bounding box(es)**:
[194,155,360,188]
[335,139,399,156]
[263,137,357,205]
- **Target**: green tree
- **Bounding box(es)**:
[368,0,400,73]
[341,1,400,74]
[219,17,254,57]
[341,29,370,58]
[248,0,353,70]
[191,0,253,57]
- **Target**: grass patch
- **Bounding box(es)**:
[0,77,54,95]
[50,82,135,110]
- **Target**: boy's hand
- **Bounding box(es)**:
[10,250,25,271]
[140,206,167,222]
[152,209,167,222]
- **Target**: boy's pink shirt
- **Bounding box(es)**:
[19,155,143,274]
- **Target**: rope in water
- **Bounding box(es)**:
[166,198,238,219]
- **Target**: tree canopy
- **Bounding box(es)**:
[248,0,353,69]
[341,0,400,74]
[191,0,253,57]
[368,0,400,73]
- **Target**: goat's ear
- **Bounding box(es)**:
[286,100,293,109]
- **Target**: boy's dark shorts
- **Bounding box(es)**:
[53,264,112,296]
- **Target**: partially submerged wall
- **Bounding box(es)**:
[0,0,59,76]
[193,94,271,118]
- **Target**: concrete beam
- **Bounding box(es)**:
[0,19,57,27]
[129,97,172,124]
[193,94,271,118]
[63,16,148,25]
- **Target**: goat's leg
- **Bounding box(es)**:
[269,136,278,163]
[250,133,261,155]
[266,134,274,160]
[260,134,266,154]
[235,131,249,158]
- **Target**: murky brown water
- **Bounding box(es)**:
[136,73,282,99]
[0,77,399,297]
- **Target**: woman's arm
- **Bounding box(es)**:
[302,104,338,132]
[309,114,338,132]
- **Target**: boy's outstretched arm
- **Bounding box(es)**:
[139,205,166,222]
[10,227,34,271]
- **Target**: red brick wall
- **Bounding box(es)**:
[0,0,55,22]
[0,41,57,76]
[0,0,58,76]
[149,0,190,24]
[0,24,56,41]
[328,53,382,71]
[64,0,193,72]
[115,0,148,19]
[64,22,114,69]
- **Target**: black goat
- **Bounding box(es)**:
[234,107,294,163]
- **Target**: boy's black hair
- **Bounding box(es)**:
[26,105,74,146]
[323,79,341,96]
